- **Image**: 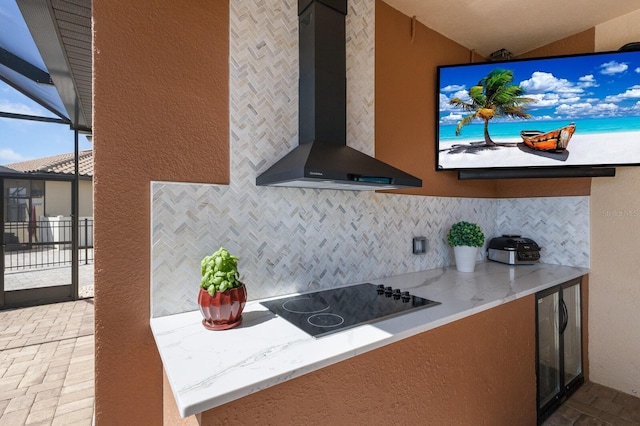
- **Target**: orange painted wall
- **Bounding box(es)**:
[375,1,593,198]
[92,0,592,423]
[92,1,229,424]
[200,296,536,425]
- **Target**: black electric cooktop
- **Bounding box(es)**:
[260,283,440,338]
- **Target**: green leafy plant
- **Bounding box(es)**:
[447,221,485,247]
[200,247,242,295]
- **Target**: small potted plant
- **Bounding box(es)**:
[447,221,485,272]
[198,247,247,330]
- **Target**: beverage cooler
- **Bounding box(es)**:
[536,278,583,423]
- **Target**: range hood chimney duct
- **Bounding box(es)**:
[255,0,422,191]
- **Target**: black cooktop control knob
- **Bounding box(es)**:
[393,289,402,300]
[401,291,411,303]
[384,286,393,297]
[376,284,385,295]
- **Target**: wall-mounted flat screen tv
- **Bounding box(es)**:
[436,50,640,172]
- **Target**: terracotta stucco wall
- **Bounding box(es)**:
[200,295,536,425]
[92,1,229,424]
[590,9,640,396]
[94,0,601,422]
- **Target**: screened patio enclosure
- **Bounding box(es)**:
[0,0,92,309]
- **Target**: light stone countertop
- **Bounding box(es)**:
[150,261,588,417]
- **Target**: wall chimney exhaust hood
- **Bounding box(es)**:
[256,0,422,191]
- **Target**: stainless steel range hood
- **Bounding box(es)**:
[255,0,422,191]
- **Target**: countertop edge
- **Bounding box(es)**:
[151,262,589,418]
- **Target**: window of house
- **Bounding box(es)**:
[4,179,45,222]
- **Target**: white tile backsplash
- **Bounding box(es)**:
[497,197,590,268]
[151,183,499,317]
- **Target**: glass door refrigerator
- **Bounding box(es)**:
[536,278,583,423]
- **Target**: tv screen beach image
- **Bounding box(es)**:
[437,50,640,170]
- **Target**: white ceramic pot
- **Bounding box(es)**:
[453,246,478,272]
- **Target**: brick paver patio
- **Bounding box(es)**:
[0,299,94,425]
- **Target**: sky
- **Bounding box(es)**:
[0,81,91,166]
[439,50,640,125]
[0,1,92,166]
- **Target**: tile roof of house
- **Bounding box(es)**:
[5,150,93,177]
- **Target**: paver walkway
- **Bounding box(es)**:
[4,265,94,299]
[0,299,94,425]
[4,248,94,298]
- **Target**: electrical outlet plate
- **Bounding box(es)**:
[413,237,427,254]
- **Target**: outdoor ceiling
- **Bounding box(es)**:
[384,0,640,57]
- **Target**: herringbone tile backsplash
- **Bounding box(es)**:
[151,183,500,318]
[150,0,589,318]
[497,196,590,267]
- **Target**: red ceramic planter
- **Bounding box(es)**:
[198,284,247,330]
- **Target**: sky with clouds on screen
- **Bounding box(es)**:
[439,51,640,124]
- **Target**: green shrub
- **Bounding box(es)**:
[447,221,485,247]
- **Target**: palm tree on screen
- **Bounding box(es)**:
[449,68,535,145]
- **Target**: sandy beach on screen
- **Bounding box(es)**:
[437,130,640,169]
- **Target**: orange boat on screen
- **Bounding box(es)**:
[520,122,576,151]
